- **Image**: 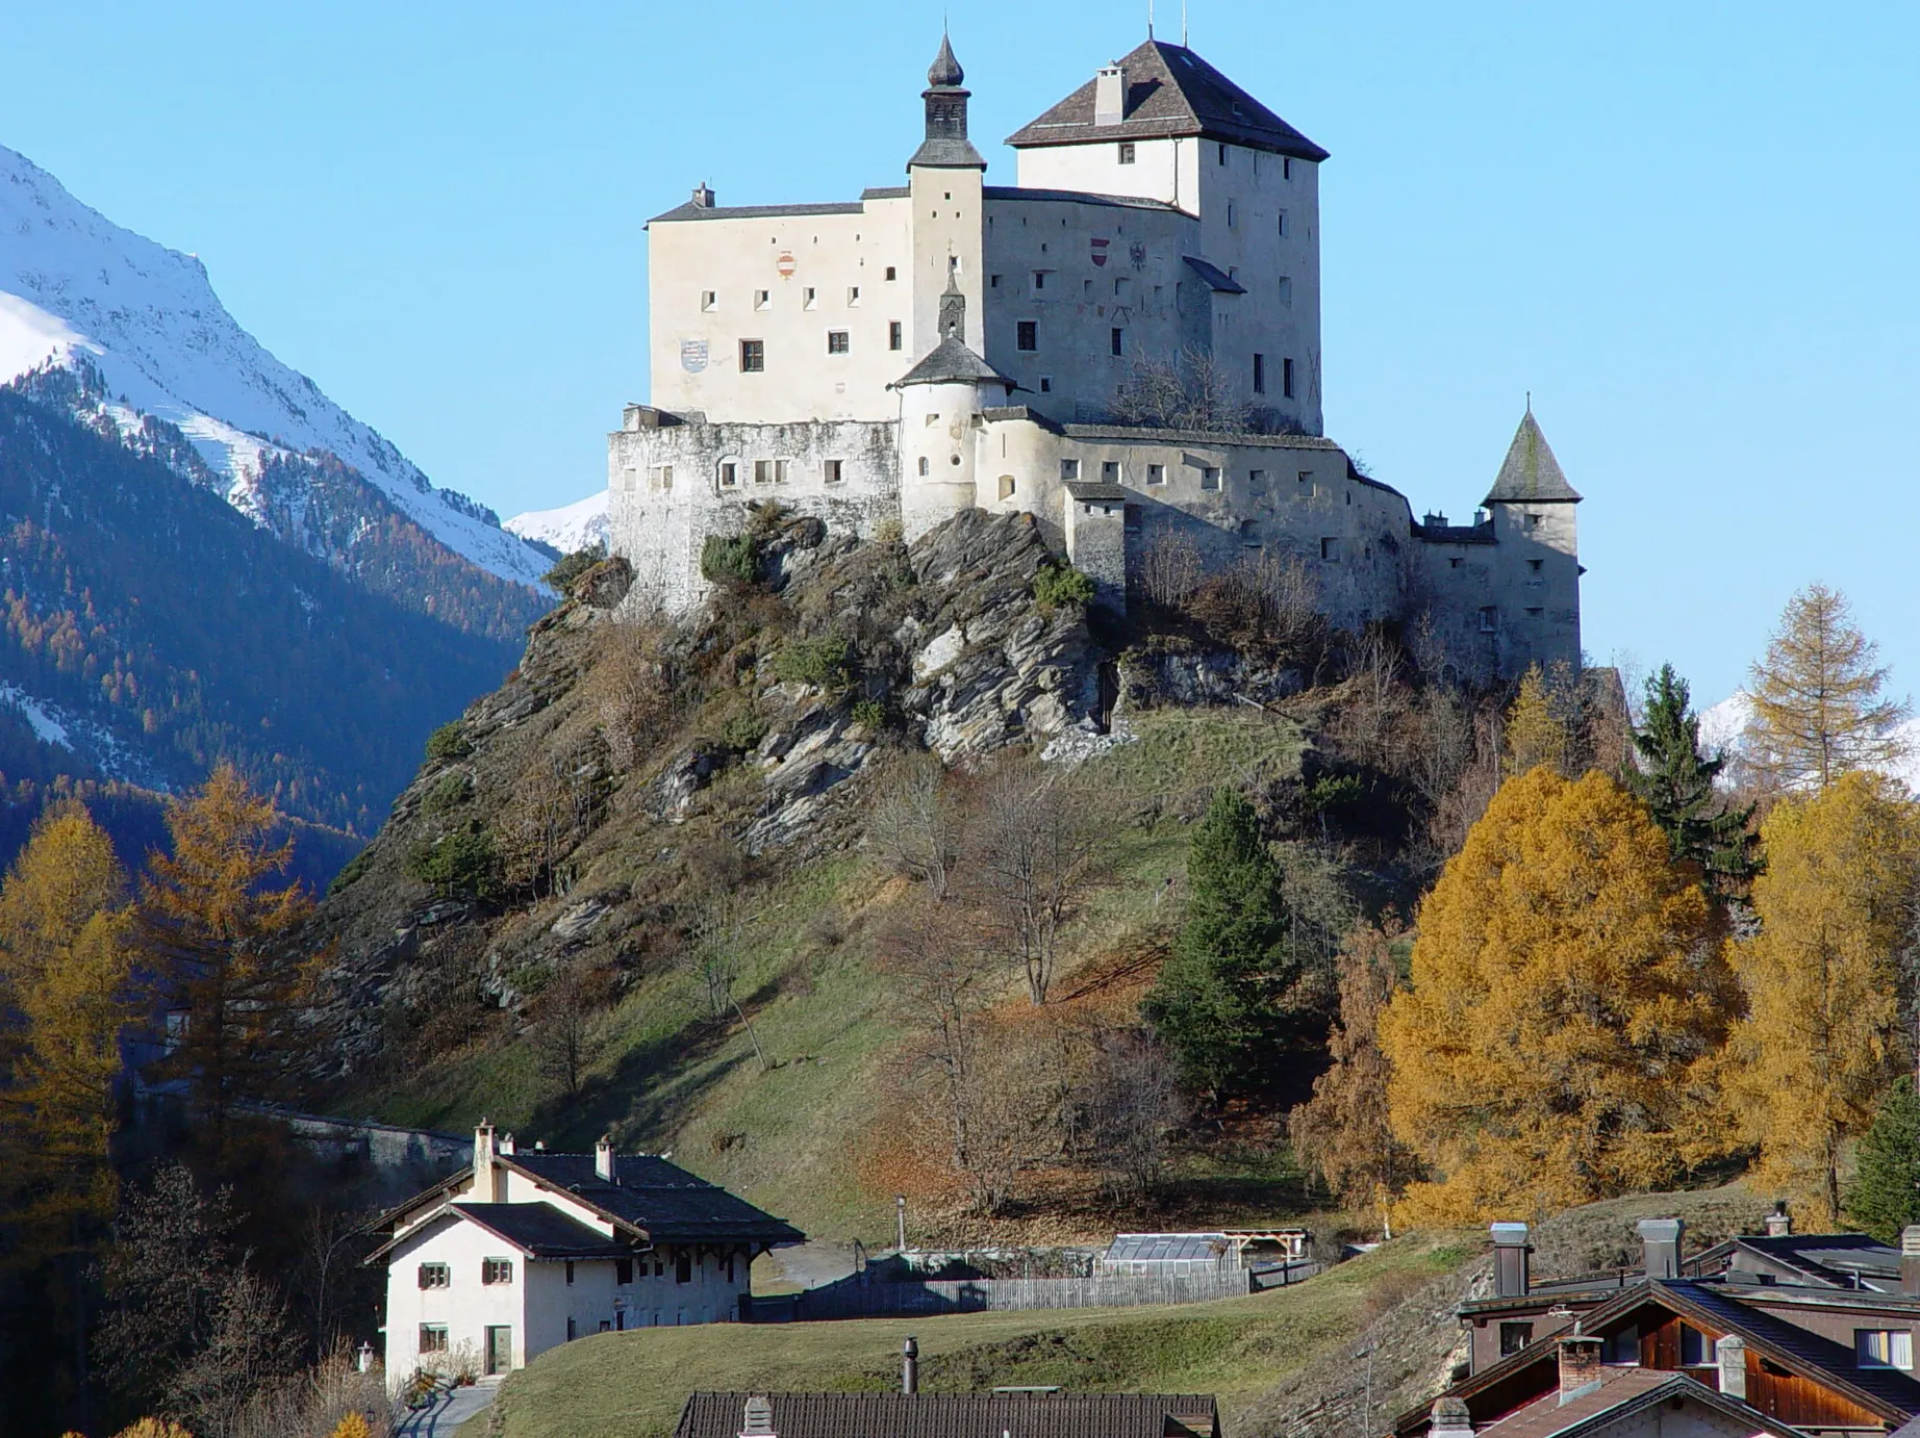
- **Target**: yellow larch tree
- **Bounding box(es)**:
[1379,767,1729,1223]
[1723,771,1920,1225]
[1747,583,1911,790]
[1504,664,1571,777]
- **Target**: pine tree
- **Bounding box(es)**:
[1379,768,1729,1222]
[1623,663,1759,897]
[1846,1077,1920,1244]
[1747,583,1912,790]
[1505,664,1570,777]
[1143,788,1305,1102]
[139,764,318,1165]
[1724,771,1920,1225]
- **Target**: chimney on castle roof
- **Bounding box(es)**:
[1095,64,1127,126]
[595,1133,616,1183]
[691,182,715,209]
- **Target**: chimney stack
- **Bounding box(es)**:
[1901,1227,1920,1296]
[1717,1335,1747,1400]
[692,182,715,209]
[1638,1218,1684,1280]
[1094,65,1126,127]
[1557,1333,1605,1405]
[499,1132,516,1156]
[1491,1222,1531,1298]
[902,1336,920,1395]
[474,1120,501,1202]
[1764,1202,1792,1239]
[1429,1397,1473,1438]
[739,1395,776,1438]
[595,1134,616,1183]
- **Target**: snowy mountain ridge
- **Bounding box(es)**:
[0,143,549,587]
[505,489,609,555]
[1700,692,1920,794]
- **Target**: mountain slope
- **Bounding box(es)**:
[0,142,551,589]
[506,490,609,556]
[1701,692,1920,792]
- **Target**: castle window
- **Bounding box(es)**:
[847,286,861,306]
[676,1253,693,1284]
[616,1258,633,1285]
[418,1263,450,1289]
[885,266,898,281]
[1528,558,1543,572]
[566,1261,576,1285]
[1111,327,1125,356]
[1114,277,1132,299]
[1060,459,1081,481]
[1226,202,1237,229]
[1119,141,1136,164]
[1449,557,1462,569]
[889,321,903,351]
[918,457,931,477]
[1039,377,1052,392]
[650,465,673,492]
[420,1325,449,1355]
[754,289,770,310]
[720,461,738,488]
[700,290,717,312]
[775,459,790,483]
[1253,353,1267,394]
[1282,357,1295,398]
[1102,461,1121,483]
[568,1318,577,1341]
[1154,284,1163,303]
[804,288,818,310]
[1017,321,1038,352]
[1249,469,1268,494]
[1146,464,1165,486]
[1284,156,1294,180]
[1526,607,1544,618]
[1125,504,1143,532]
[482,1258,514,1286]
[999,475,1016,500]
[1217,142,1228,165]
[990,274,1001,288]
[827,330,850,355]
[1200,467,1221,491]
[1279,276,1293,306]
[1298,469,1312,485]
[1084,278,1095,298]
[1277,211,1288,237]
[1032,271,1048,291]
[740,339,765,373]
[754,460,773,485]
[1320,537,1340,562]
[825,460,844,484]
[1480,606,1499,633]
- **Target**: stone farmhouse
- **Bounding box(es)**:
[367,1123,803,1385]
[609,31,1583,681]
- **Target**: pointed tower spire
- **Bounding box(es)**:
[928,31,964,87]
[1484,409,1581,505]
[910,31,985,169]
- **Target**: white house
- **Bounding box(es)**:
[368,1123,804,1386]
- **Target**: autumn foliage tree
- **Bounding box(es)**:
[1504,665,1571,777]
[139,764,318,1164]
[1379,768,1729,1222]
[1723,772,1920,1225]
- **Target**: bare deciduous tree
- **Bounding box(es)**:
[1077,1031,1186,1203]
[1111,346,1252,433]
[537,961,603,1097]
[868,752,961,898]
[681,896,770,1071]
[1135,532,1206,612]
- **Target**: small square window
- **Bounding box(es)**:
[847,286,861,306]
[1278,276,1294,305]
[825,459,844,484]
[754,289,770,310]
[1118,141,1136,164]
[1449,556,1463,569]
[1528,558,1543,572]
[1101,461,1121,482]
[420,1324,449,1354]
[482,1258,514,1286]
[1114,277,1131,298]
[1200,466,1221,491]
[1525,607,1544,618]
[1320,536,1339,561]
[1032,271,1048,291]
[990,274,1002,288]
[889,320,903,351]
[998,474,1016,500]
[740,339,764,373]
[1017,320,1038,351]
[616,1258,634,1285]
[1479,606,1499,633]
[1282,356,1295,399]
[700,290,717,312]
[1146,463,1165,486]
[1526,513,1542,529]
[775,459,790,483]
[1060,459,1081,481]
[1110,327,1124,356]
[827,330,850,355]
[1039,376,1053,392]
[1249,469,1268,494]
[418,1262,450,1289]
[720,461,738,487]
[1500,1323,1534,1358]
[885,266,898,280]
[1298,469,1313,485]
[754,459,773,484]
[803,287,818,310]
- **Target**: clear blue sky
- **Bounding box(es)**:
[4,0,1916,706]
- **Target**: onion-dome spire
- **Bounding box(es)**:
[928,32,964,88]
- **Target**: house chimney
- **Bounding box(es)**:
[1717,1335,1747,1400]
[739,1395,776,1438]
[1901,1227,1920,1296]
[1094,64,1126,127]
[692,182,715,209]
[903,1336,920,1395]
[1638,1218,1683,1280]
[474,1120,501,1202]
[1764,1202,1792,1239]
[1491,1222,1531,1298]
[1430,1397,1473,1438]
[499,1132,516,1156]
[1557,1334,1605,1405]
[595,1134,616,1183]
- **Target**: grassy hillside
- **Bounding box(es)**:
[470,1232,1476,1438]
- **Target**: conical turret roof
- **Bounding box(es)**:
[1484,409,1581,504]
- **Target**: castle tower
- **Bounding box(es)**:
[1484,406,1582,674]
[908,33,986,358]
[891,273,1012,541]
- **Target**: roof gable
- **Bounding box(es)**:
[501,1152,805,1245]
[1006,41,1328,161]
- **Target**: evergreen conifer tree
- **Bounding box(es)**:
[1623,664,1759,897]
[1846,1078,1920,1244]
[1144,788,1305,1103]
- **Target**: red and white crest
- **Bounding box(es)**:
[1090,236,1111,267]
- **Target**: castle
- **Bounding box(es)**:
[608,33,1581,681]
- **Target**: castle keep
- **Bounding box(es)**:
[608,33,1582,680]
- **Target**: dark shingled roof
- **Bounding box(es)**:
[1065,481,1130,503]
[1475,1369,1804,1438]
[448,1203,631,1259]
[983,186,1181,213]
[675,1392,1220,1438]
[1182,256,1245,294]
[893,337,1015,390]
[503,1152,805,1245]
[648,200,868,225]
[1485,410,1580,504]
[1006,41,1327,162]
[1709,1233,1902,1288]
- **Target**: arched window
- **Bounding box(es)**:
[918,456,931,477]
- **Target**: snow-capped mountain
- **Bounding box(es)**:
[0,143,549,588]
[1701,693,1920,793]
[506,490,609,556]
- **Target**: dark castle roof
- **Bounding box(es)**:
[1006,40,1328,161]
[893,336,1015,390]
[676,1392,1220,1438]
[1485,410,1580,504]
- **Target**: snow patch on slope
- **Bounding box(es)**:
[0,144,550,587]
[1702,692,1920,794]
[505,490,609,555]
[0,682,161,786]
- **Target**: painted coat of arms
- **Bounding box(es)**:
[680,339,709,373]
[1090,236,1110,267]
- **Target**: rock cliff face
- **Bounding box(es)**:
[306,509,1108,1081]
